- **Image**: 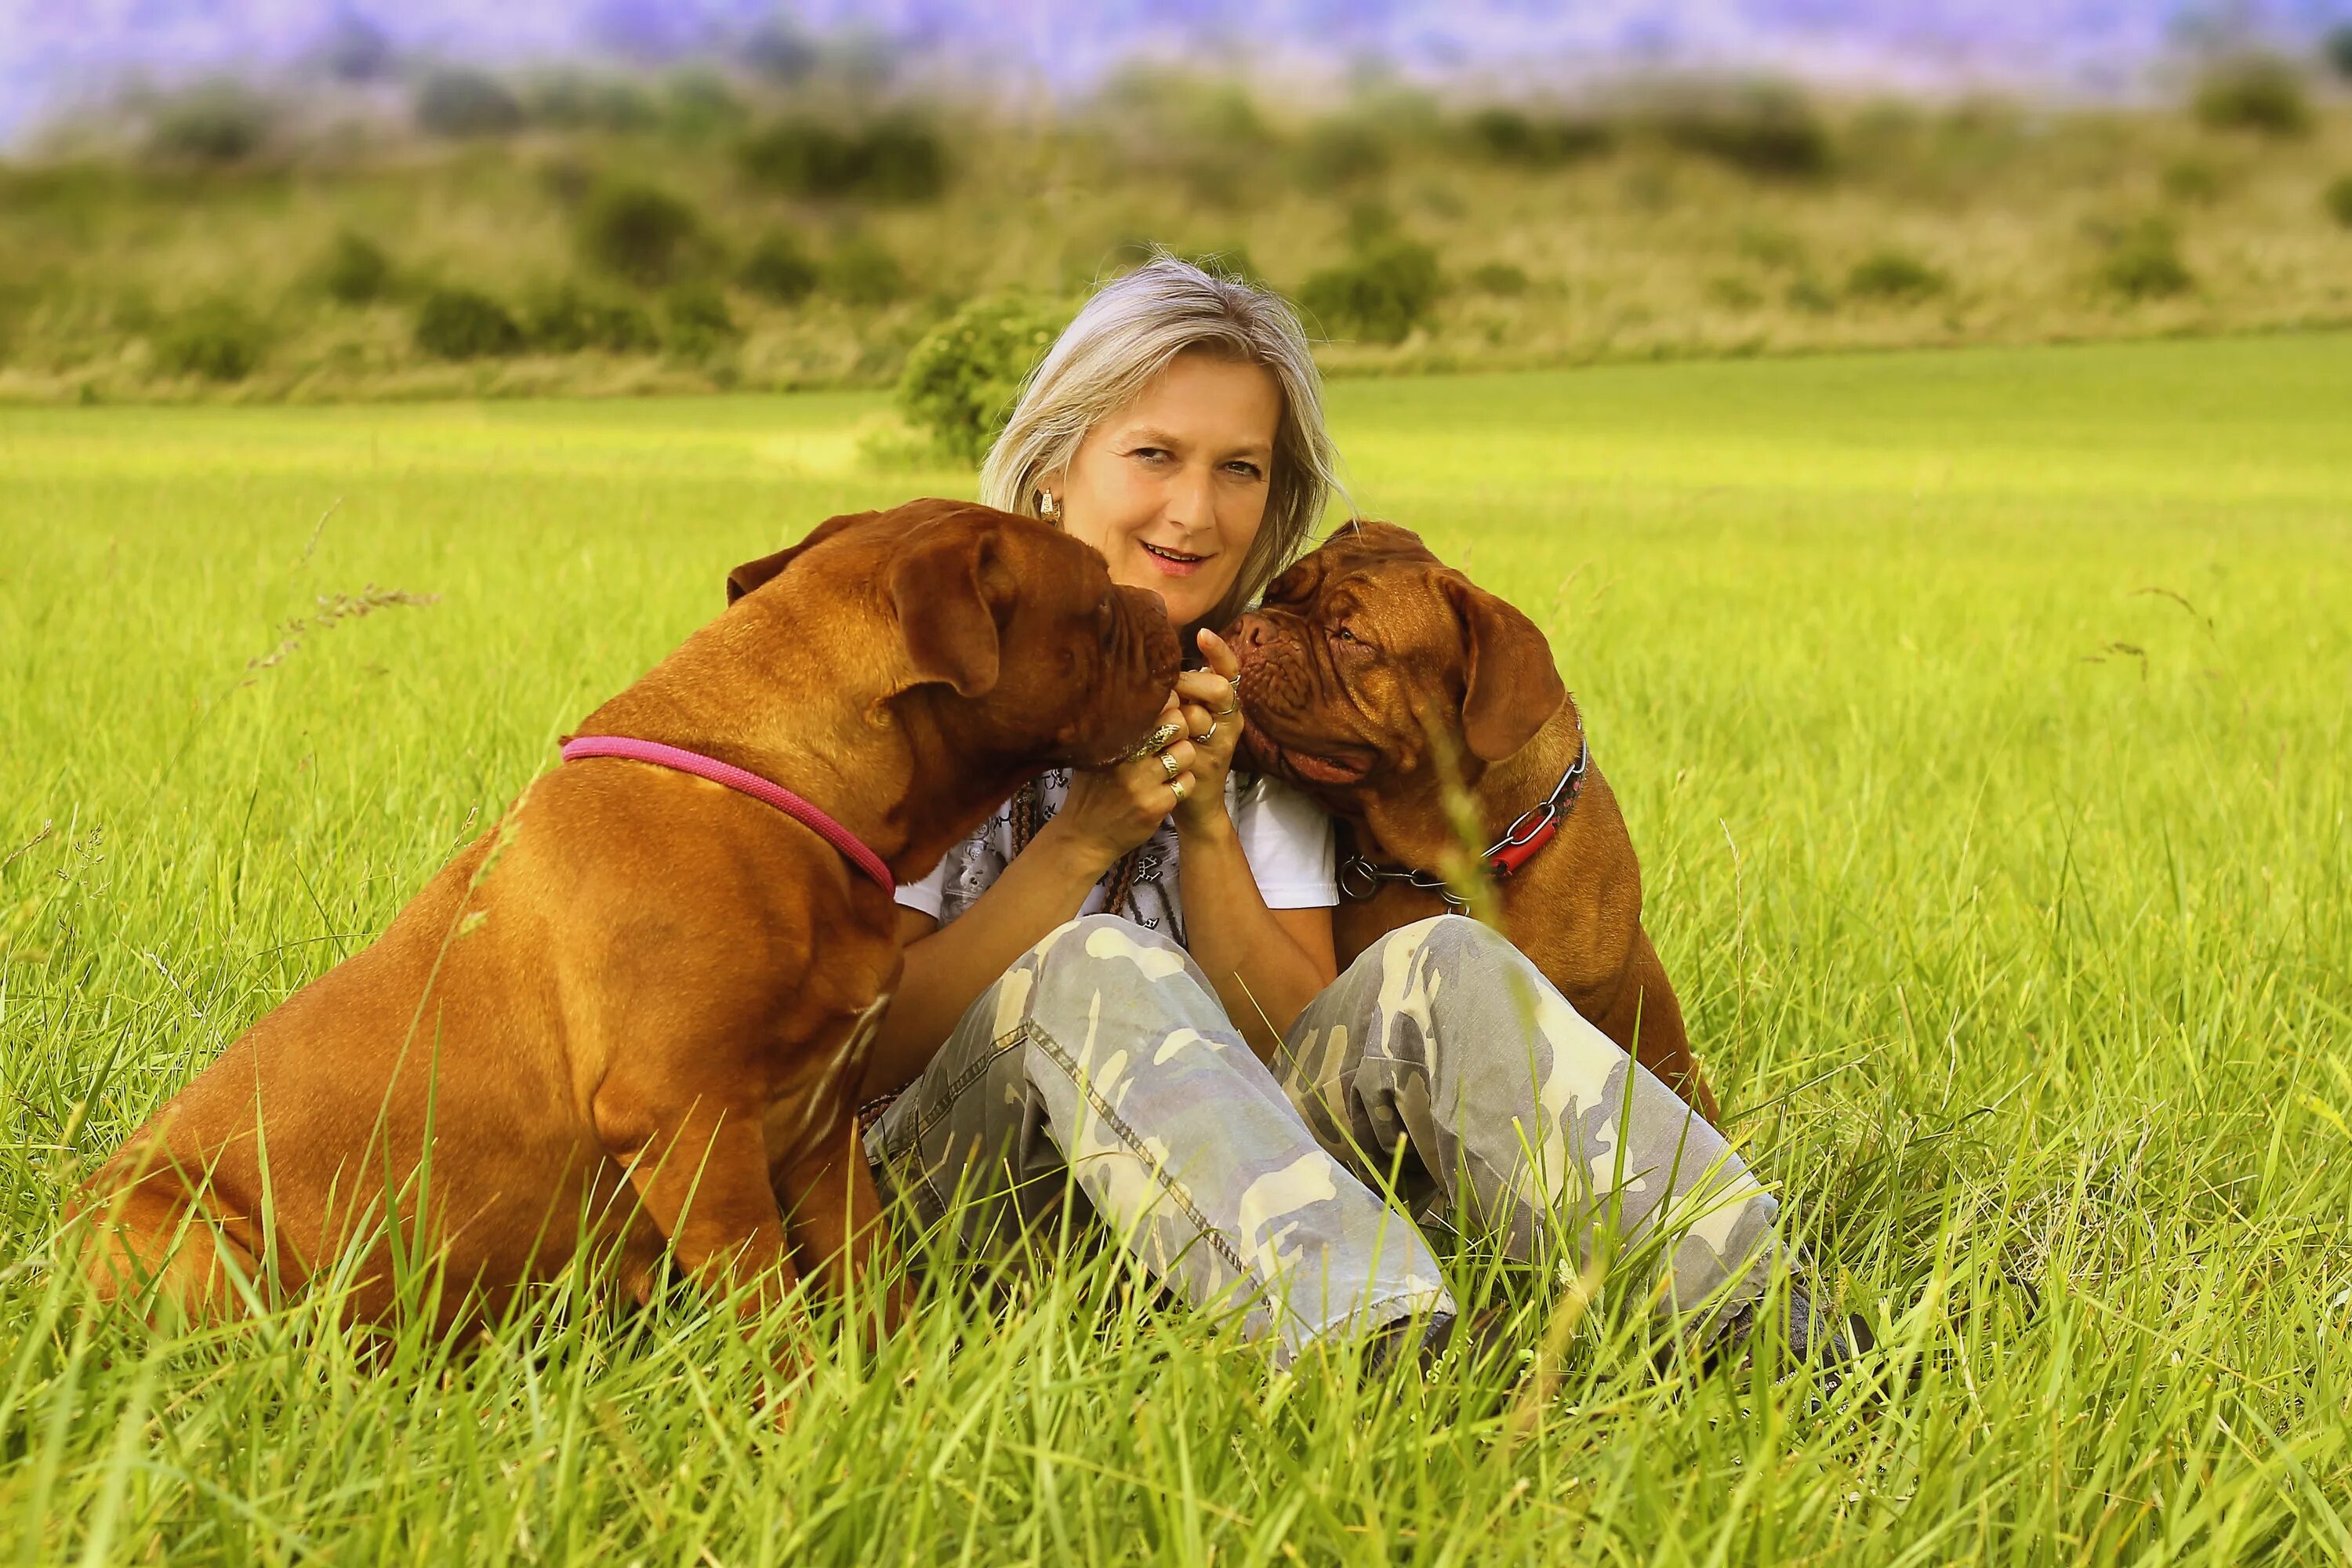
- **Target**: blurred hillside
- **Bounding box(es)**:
[3,60,2351,407]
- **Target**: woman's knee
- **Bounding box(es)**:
[1025,913,1206,1007]
[1351,913,1531,985]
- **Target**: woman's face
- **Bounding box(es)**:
[1050,351,1280,633]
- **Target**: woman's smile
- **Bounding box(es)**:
[1138,539,1213,577]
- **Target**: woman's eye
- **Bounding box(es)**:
[1129,447,1169,463]
[1225,461,1264,481]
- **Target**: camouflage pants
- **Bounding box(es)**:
[863,913,1780,1363]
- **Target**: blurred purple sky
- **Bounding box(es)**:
[5,2,2350,146]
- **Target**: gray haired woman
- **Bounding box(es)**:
[857,256,1840,1370]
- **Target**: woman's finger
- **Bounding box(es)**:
[1195,627,1242,681]
[1181,702,1218,742]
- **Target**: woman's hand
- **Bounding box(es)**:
[1043,693,1197,871]
[1171,629,1245,838]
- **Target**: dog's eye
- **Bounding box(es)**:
[1332,626,1358,644]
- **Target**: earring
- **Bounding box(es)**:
[1036,490,1060,523]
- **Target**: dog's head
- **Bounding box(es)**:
[1224,520,1566,808]
[728,498,1181,770]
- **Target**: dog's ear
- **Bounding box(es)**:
[888,523,1007,698]
[1442,575,1566,761]
[726,512,872,604]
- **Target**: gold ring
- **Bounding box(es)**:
[1159,751,1182,782]
[1116,720,1185,763]
[1170,777,1189,804]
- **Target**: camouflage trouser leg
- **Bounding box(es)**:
[1281,915,1780,1338]
[862,913,1452,1363]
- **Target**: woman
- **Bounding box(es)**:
[859,257,1831,1369]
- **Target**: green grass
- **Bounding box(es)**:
[4,332,2351,1562]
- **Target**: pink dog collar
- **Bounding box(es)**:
[560,735,895,895]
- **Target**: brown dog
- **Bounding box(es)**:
[1228,521,1717,1120]
[74,498,1180,1337]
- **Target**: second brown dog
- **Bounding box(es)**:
[1228,521,1718,1120]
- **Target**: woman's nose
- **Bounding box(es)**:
[1166,464,1216,534]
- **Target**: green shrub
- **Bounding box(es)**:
[737,115,948,202]
[2194,60,2310,138]
[147,86,270,164]
[526,74,656,133]
[2098,219,2195,301]
[1299,238,1443,345]
[415,69,525,138]
[579,183,705,287]
[414,288,525,359]
[738,231,820,303]
[897,296,1070,466]
[1461,107,1613,167]
[2328,26,2352,80]
[1846,249,1947,302]
[320,231,392,305]
[823,237,909,307]
[1706,275,1764,310]
[663,72,747,140]
[1468,261,1530,296]
[2161,158,2224,205]
[2325,175,2352,229]
[1659,87,1831,179]
[1785,275,1838,314]
[662,282,739,357]
[524,284,657,353]
[158,301,266,382]
[1294,118,1392,186]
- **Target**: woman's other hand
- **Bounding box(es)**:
[1172,629,1243,837]
[1047,693,1197,870]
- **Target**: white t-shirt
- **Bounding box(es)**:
[895,770,1338,949]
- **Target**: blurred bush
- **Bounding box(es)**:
[579,183,706,287]
[1658,85,1831,179]
[2194,60,2311,138]
[527,74,657,134]
[663,282,739,358]
[1299,238,1443,344]
[157,300,266,381]
[146,85,270,164]
[416,69,527,139]
[1846,249,1947,302]
[524,283,656,353]
[897,296,1069,466]
[822,237,909,306]
[1461,107,1613,167]
[2325,175,2352,228]
[2161,157,2225,204]
[2328,27,2352,80]
[1294,118,1392,187]
[414,287,525,358]
[738,231,820,303]
[318,231,393,305]
[1467,262,1530,296]
[2096,217,2194,300]
[737,115,948,202]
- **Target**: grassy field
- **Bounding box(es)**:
[3,332,2350,1562]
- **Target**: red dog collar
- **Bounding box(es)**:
[1336,733,1589,909]
[561,735,896,895]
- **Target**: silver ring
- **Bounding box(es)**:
[1213,700,1240,718]
[1159,751,1181,782]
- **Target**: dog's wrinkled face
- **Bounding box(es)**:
[730,498,1181,768]
[1225,520,1566,807]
